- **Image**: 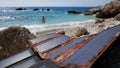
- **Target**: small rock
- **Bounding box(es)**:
[57,30,65,35]
[95,19,104,24]
[16,8,26,10]
[33,8,39,11]
[47,8,51,11]
[76,27,89,37]
[98,24,105,27]
[115,14,120,21]
[97,27,105,33]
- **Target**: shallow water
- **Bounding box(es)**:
[0,7,96,33]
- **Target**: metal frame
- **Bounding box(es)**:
[33,35,71,59]
[0,49,34,68]
[29,33,60,46]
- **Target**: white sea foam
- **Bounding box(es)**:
[24,19,96,33]
[0,16,15,20]
[0,19,96,34]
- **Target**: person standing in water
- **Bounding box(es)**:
[41,16,45,24]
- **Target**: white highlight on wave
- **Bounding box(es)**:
[0,16,15,20]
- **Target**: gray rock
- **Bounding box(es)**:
[57,30,65,35]
[67,10,81,14]
[81,8,101,15]
[115,13,120,20]
[96,1,120,18]
[95,19,104,24]
[76,27,89,37]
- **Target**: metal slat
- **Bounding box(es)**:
[36,36,70,53]
[29,33,59,45]
[29,60,60,68]
[64,24,120,64]
[47,37,86,59]
[7,55,41,68]
[0,49,34,68]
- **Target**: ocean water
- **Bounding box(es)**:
[0,7,96,33]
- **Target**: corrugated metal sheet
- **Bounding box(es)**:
[7,55,41,68]
[0,49,34,68]
[29,33,60,45]
[1,24,120,68]
[36,36,70,53]
[53,34,97,64]
[29,60,60,68]
[58,24,120,68]
[33,35,71,58]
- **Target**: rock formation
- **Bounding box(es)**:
[81,8,101,15]
[0,26,35,60]
[95,19,104,24]
[81,0,120,18]
[47,8,51,11]
[33,8,39,11]
[16,8,27,10]
[96,1,120,18]
[67,10,81,14]
[115,13,120,20]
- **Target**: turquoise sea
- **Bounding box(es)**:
[0,7,96,33]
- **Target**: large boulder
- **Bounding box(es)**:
[76,27,89,37]
[96,1,120,18]
[0,26,35,60]
[115,13,120,20]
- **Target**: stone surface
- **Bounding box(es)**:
[16,8,27,10]
[115,13,120,20]
[76,27,89,37]
[57,30,65,35]
[96,1,120,18]
[33,8,39,11]
[0,26,35,60]
[67,10,81,14]
[95,19,104,24]
[81,8,101,15]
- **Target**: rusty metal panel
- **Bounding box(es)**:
[7,55,41,68]
[47,36,87,59]
[0,49,34,68]
[29,60,60,68]
[35,36,71,53]
[61,24,120,67]
[53,34,96,64]
[29,33,60,45]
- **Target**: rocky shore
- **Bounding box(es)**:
[35,18,120,37]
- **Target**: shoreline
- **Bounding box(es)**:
[0,18,119,38]
[35,18,120,37]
